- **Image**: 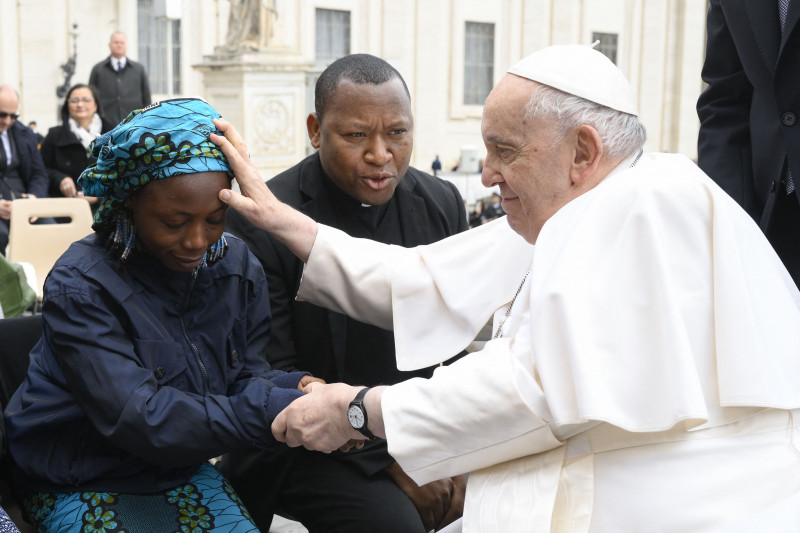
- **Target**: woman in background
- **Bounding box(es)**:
[40,84,114,211]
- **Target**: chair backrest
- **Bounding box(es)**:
[6,198,94,298]
[0,315,41,408]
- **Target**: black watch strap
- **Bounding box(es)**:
[349,387,376,439]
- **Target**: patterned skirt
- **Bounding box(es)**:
[22,463,258,533]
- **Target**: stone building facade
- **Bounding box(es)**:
[0,0,708,178]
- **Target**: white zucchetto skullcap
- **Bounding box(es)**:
[507,44,639,116]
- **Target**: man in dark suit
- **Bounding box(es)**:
[697,0,800,286]
[223,54,467,533]
[0,85,49,255]
[89,32,151,126]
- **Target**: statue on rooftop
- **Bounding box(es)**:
[224,0,277,52]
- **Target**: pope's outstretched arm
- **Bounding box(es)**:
[210,118,318,263]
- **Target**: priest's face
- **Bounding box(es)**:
[481,76,580,244]
[308,78,414,206]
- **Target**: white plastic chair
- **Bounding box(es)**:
[7,198,94,299]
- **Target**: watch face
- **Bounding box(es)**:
[348,405,365,429]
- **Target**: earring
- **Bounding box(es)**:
[108,210,137,263]
[202,234,228,267]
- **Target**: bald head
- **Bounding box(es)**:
[0,85,20,133]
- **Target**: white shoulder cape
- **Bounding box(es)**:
[299,153,800,432]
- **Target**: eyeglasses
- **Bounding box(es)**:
[68,97,94,104]
[0,112,19,120]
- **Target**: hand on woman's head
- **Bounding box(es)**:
[210,118,279,222]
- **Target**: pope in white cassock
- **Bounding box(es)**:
[212,45,800,532]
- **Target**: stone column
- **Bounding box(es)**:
[194,50,313,179]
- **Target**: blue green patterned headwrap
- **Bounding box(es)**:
[79,98,232,230]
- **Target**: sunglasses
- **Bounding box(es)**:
[0,112,19,120]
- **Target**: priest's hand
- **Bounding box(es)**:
[438,474,466,530]
[338,439,365,453]
[385,463,466,531]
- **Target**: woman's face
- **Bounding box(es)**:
[67,87,97,123]
[126,171,230,272]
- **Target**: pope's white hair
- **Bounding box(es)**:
[524,83,647,160]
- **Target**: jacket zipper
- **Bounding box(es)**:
[181,269,210,393]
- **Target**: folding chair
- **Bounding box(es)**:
[6,198,94,299]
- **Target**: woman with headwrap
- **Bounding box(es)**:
[3,99,318,532]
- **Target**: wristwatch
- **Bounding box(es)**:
[347,387,376,439]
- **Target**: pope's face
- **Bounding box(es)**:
[309,78,413,206]
[481,75,578,244]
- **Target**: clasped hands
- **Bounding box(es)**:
[284,379,369,453]
[287,379,464,530]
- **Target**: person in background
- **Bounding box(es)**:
[481,191,504,222]
[431,154,442,176]
[215,44,800,531]
[4,98,319,533]
[27,121,43,148]
[697,0,800,286]
[223,53,467,533]
[89,32,151,126]
[468,198,485,228]
[41,84,115,212]
[0,85,49,255]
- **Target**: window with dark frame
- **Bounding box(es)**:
[137,0,181,95]
[316,8,351,61]
[464,21,495,106]
[592,32,618,64]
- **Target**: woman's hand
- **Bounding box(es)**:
[298,375,326,391]
[59,177,77,197]
[76,191,99,205]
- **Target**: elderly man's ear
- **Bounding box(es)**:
[570,125,604,185]
[306,113,321,149]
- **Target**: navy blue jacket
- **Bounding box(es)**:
[4,232,304,493]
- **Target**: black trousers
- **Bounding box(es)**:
[219,444,426,533]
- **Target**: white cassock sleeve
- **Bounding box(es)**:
[297,152,800,485]
[299,222,568,483]
[299,218,533,368]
